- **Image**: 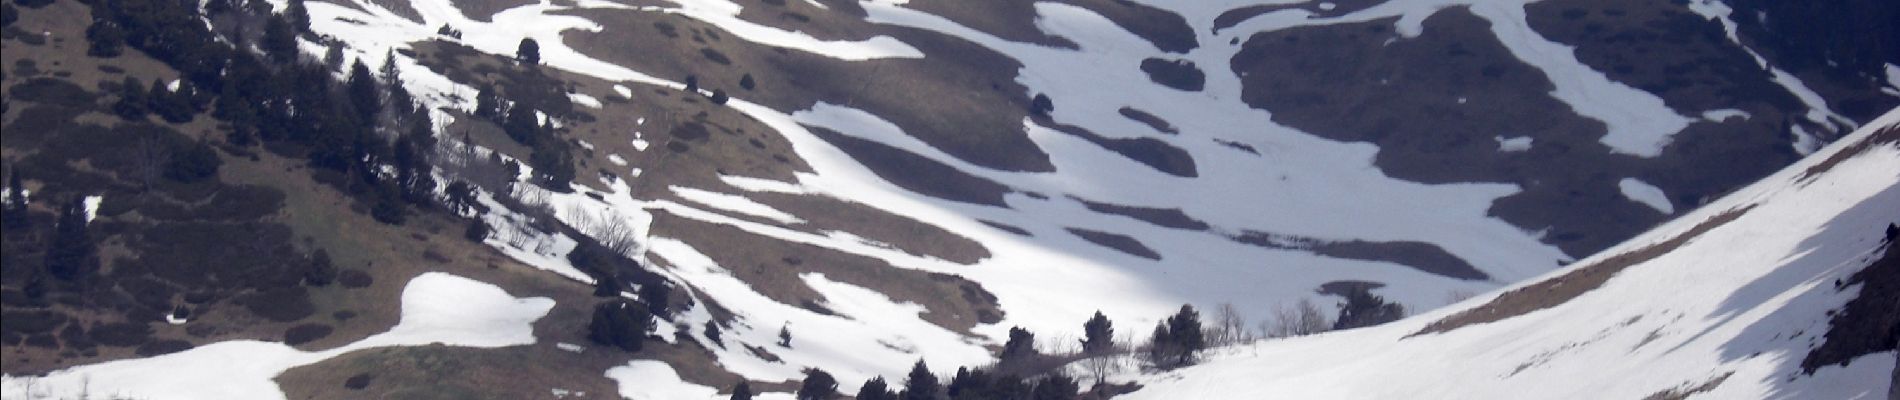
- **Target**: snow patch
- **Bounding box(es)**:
[82,195,103,224]
[1700,108,1750,122]
[606,361,721,400]
[570,92,602,108]
[1617,178,1674,214]
[0,273,554,400]
[1494,136,1533,152]
[670,186,803,224]
[614,84,633,98]
[608,154,628,166]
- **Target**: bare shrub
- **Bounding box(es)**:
[566,204,640,255]
[1207,302,1252,346]
[1264,299,1331,338]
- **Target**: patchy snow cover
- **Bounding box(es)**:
[556,342,586,353]
[613,84,633,98]
[286,0,1888,393]
[608,154,628,166]
[1683,0,1853,154]
[1120,109,1900,399]
[1494,135,1533,152]
[606,360,722,400]
[1702,108,1751,122]
[570,92,602,108]
[670,186,804,224]
[0,273,554,400]
[652,0,922,61]
[1617,178,1674,214]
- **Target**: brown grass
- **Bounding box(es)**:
[1413,206,1754,336]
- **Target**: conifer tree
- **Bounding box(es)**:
[729,382,753,400]
[858,376,896,400]
[796,369,838,400]
[347,60,381,125]
[45,197,96,281]
[1081,311,1114,354]
[516,38,540,65]
[113,76,147,120]
[902,360,939,400]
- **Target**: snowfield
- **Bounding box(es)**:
[1119,109,1900,399]
[0,273,555,400]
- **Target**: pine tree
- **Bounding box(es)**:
[1333,286,1405,330]
[1081,311,1114,354]
[347,60,380,125]
[739,73,755,90]
[858,376,896,400]
[113,76,148,120]
[902,360,939,400]
[1165,304,1205,365]
[640,281,671,318]
[728,382,753,400]
[587,299,652,352]
[85,18,124,57]
[261,15,299,64]
[1030,374,1078,400]
[703,319,723,347]
[779,325,793,347]
[285,0,309,34]
[1030,93,1053,116]
[710,89,729,105]
[999,326,1036,366]
[303,249,336,286]
[45,197,96,281]
[796,369,838,400]
[474,84,501,120]
[516,38,540,65]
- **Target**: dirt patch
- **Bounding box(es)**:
[1042,120,1197,177]
[1312,240,1487,281]
[1055,0,1196,53]
[904,0,1078,49]
[1231,9,1797,257]
[1066,228,1161,260]
[808,127,1012,207]
[1799,123,1900,182]
[556,7,1057,173]
[1072,197,1208,231]
[1641,371,1733,400]
[747,192,991,264]
[1138,58,1203,92]
[651,212,1004,332]
[1118,106,1177,135]
[1414,206,1754,336]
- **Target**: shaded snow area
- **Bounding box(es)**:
[1121,110,1900,399]
[1618,178,1674,214]
[0,273,555,400]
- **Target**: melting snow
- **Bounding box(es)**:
[1617,178,1674,214]
[670,186,803,224]
[1701,108,1750,122]
[570,92,602,109]
[1494,136,1533,152]
[0,273,554,400]
[608,154,628,166]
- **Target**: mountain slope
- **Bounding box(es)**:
[1119,109,1900,399]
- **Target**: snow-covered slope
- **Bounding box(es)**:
[260,0,1898,392]
[1120,108,1900,399]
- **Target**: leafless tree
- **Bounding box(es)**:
[1207,302,1252,346]
[566,204,640,255]
[1079,340,1127,386]
[1264,299,1331,338]
[130,135,171,191]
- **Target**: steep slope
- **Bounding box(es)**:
[1119,108,1900,399]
